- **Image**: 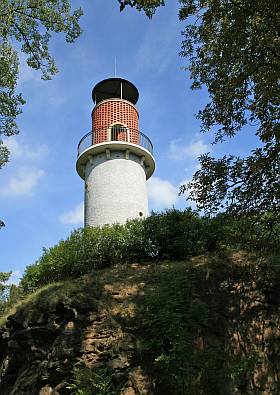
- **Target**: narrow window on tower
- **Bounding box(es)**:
[109,124,129,142]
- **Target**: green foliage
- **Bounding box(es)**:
[67,367,118,395]
[0,1,83,227]
[132,262,190,393]
[118,0,165,18]
[178,0,280,220]
[0,139,9,171]
[20,221,150,293]
[179,0,280,143]
[0,275,23,318]
[182,149,280,225]
[220,212,280,253]
[144,208,206,259]
[0,0,83,165]
[5,283,22,307]
[121,0,280,224]
[20,209,214,293]
[19,209,280,294]
[0,271,11,313]
[0,39,25,140]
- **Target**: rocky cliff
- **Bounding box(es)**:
[0,251,280,394]
[0,264,154,394]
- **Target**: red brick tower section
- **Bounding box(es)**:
[92,99,139,144]
[91,78,140,146]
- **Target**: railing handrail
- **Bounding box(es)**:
[77,128,153,158]
[77,131,92,151]
[139,131,153,151]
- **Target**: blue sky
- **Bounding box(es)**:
[0,0,258,282]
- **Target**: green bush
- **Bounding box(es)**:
[20,221,150,293]
[144,208,206,259]
[19,209,280,294]
[221,213,280,253]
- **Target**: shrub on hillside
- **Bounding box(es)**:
[221,213,280,253]
[21,209,212,293]
[20,221,151,293]
[19,209,279,294]
[144,208,207,259]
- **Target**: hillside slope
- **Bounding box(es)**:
[0,251,280,394]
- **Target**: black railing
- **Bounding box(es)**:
[77,128,153,157]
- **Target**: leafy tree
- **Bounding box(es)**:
[0,271,11,313]
[0,0,83,226]
[120,0,280,222]
[178,0,280,223]
[0,0,83,165]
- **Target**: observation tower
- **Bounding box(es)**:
[76,78,155,227]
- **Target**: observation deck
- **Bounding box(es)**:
[76,127,155,180]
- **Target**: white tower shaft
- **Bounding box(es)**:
[84,150,148,227]
[76,78,155,227]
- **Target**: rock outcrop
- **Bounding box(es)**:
[1,253,280,394]
[0,268,153,395]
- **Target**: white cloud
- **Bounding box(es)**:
[0,168,44,197]
[3,137,48,161]
[168,138,210,160]
[7,270,22,286]
[18,53,42,85]
[179,178,190,188]
[59,202,84,225]
[147,176,179,209]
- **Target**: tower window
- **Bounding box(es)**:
[109,124,129,142]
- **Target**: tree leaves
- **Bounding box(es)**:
[0,271,12,313]
[181,146,280,225]
[177,0,280,220]
[0,0,83,161]
[123,0,279,221]
[118,0,165,18]
[0,41,25,139]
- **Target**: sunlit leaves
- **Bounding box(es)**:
[177,0,280,219]
[0,271,12,312]
[182,147,280,224]
[0,0,83,163]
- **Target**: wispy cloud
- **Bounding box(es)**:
[7,270,22,286]
[0,168,45,197]
[147,176,179,209]
[3,137,49,161]
[134,10,179,75]
[59,202,84,225]
[17,54,65,107]
[18,53,42,85]
[168,138,210,160]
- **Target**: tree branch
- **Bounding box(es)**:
[14,22,42,70]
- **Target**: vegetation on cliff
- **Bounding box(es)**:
[13,209,280,295]
[0,209,279,394]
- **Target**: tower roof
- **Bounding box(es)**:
[92,78,139,105]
